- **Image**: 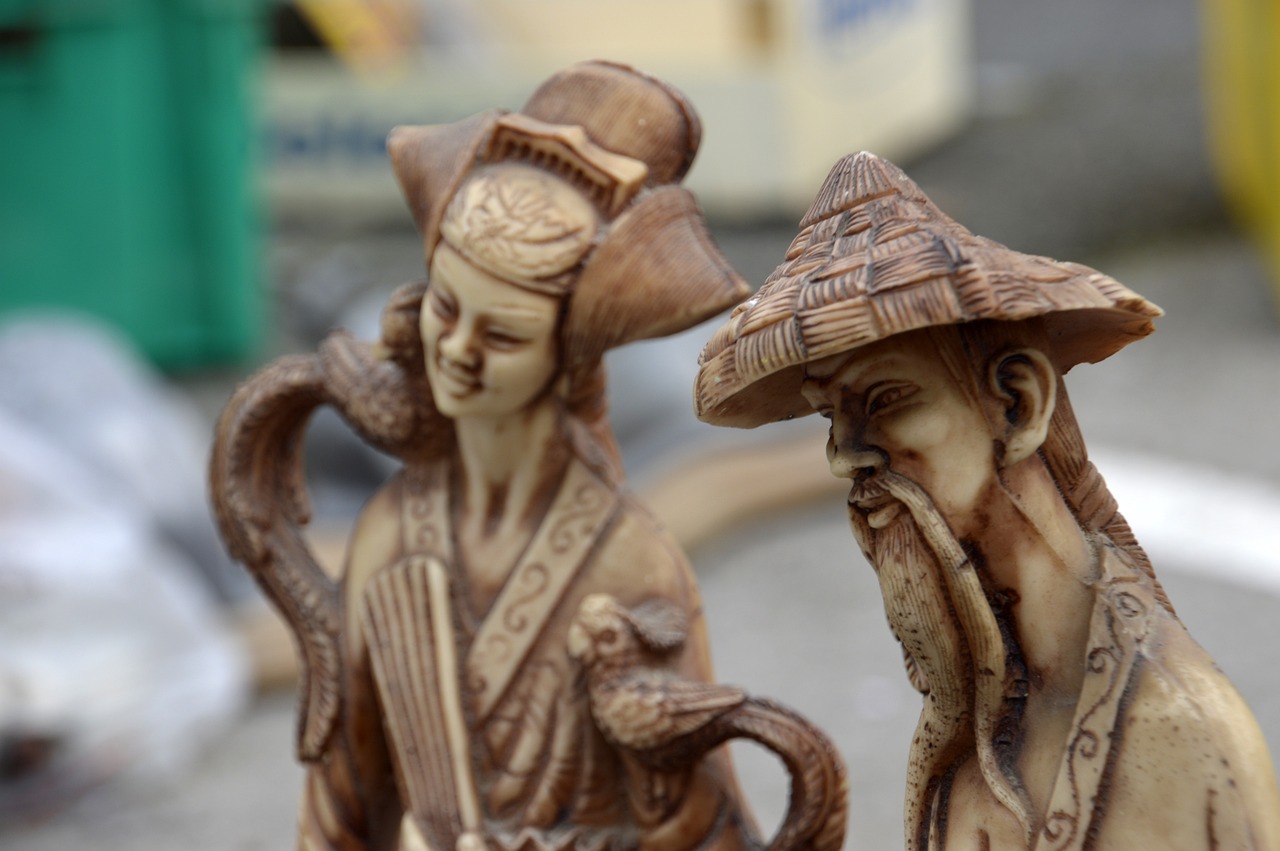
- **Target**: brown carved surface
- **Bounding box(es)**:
[211,61,847,851]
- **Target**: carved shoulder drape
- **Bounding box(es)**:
[209,306,442,760]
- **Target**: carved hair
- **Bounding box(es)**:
[947,320,1173,614]
[1040,382,1172,612]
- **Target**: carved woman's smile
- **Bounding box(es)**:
[435,355,482,396]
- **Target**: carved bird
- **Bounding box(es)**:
[567,593,745,752]
[567,594,850,851]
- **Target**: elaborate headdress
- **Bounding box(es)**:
[694,152,1163,427]
[386,60,747,372]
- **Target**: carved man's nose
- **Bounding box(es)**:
[832,448,884,480]
[828,429,887,480]
[827,414,885,480]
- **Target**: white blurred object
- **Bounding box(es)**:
[1091,448,1280,595]
[0,315,252,603]
[0,316,250,817]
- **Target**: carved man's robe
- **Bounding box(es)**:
[296,456,755,851]
[924,541,1280,851]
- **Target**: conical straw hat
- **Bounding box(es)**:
[695,152,1163,428]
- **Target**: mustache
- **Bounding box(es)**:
[847,471,968,569]
[847,477,889,506]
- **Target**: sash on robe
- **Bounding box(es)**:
[1033,544,1156,851]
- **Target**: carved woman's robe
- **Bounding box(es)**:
[297,456,756,851]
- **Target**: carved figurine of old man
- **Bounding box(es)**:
[695,152,1280,850]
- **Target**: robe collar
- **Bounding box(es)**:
[400,456,621,722]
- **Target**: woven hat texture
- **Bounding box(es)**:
[695,152,1162,427]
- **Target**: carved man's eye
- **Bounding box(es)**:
[598,628,618,645]
[866,383,915,416]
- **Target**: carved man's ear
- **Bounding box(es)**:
[987,348,1057,468]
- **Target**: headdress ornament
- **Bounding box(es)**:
[387,60,746,370]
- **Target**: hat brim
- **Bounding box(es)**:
[695,305,1159,428]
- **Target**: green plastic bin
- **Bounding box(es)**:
[0,0,265,368]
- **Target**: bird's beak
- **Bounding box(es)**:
[567,622,589,661]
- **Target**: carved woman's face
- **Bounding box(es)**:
[421,243,560,420]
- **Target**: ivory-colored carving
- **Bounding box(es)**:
[695,151,1280,850]
[210,62,846,851]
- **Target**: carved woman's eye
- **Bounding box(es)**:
[598,628,618,645]
[429,289,457,321]
[483,328,527,350]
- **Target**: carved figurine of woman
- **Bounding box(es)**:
[213,62,781,851]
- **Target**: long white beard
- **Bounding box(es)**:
[849,472,1035,849]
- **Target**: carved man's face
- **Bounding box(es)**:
[800,330,999,547]
[801,329,1013,798]
[421,243,560,421]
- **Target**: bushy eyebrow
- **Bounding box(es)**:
[803,351,903,394]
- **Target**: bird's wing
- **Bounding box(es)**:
[641,677,747,740]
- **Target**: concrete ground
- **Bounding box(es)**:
[8,0,1280,848]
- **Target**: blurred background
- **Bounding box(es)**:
[2,0,1279,847]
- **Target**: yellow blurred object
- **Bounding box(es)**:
[1203,0,1280,311]
[296,0,419,79]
